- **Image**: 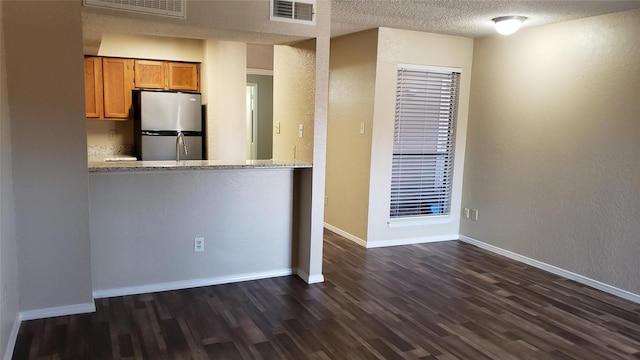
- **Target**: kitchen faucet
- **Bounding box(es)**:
[176,132,189,160]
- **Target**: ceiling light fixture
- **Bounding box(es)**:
[492,16,527,35]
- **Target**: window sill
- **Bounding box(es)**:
[387,215,453,228]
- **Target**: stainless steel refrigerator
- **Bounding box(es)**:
[133,90,205,160]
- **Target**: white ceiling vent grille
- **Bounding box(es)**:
[83,0,186,19]
[270,0,316,25]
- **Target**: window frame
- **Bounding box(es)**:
[388,64,462,223]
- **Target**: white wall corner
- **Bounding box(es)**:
[3,313,22,360]
[324,223,367,248]
[19,302,96,322]
[296,269,324,284]
[459,235,640,305]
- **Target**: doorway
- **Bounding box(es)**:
[245,74,274,160]
[246,83,258,160]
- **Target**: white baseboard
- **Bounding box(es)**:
[4,312,21,360]
[459,235,640,304]
[296,269,325,284]
[323,223,458,249]
[20,302,96,321]
[324,223,367,247]
[366,234,458,248]
[93,269,294,299]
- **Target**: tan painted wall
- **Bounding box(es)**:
[462,10,640,294]
[98,33,204,62]
[202,39,247,160]
[273,40,316,163]
[324,29,378,241]
[367,28,474,245]
[247,44,274,70]
[4,1,93,311]
[86,120,134,150]
[0,0,20,356]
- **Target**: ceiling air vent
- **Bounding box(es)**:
[83,0,186,19]
[271,0,316,25]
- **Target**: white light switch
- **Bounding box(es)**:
[275,121,281,134]
[298,124,304,138]
[359,123,365,134]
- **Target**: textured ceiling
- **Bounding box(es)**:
[331,0,640,38]
[82,0,640,54]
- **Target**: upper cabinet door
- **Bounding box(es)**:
[134,60,166,89]
[84,57,103,118]
[103,58,134,119]
[168,62,199,92]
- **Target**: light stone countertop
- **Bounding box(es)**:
[88,159,312,173]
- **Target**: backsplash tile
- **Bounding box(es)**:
[88,144,134,156]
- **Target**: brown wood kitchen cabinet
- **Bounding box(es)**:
[167,62,199,91]
[84,57,103,118]
[134,60,165,89]
[102,58,134,119]
[84,56,199,120]
[134,60,199,92]
[84,57,134,120]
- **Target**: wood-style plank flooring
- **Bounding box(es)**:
[13,230,640,359]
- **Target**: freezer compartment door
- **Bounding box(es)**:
[140,135,203,161]
[140,91,202,132]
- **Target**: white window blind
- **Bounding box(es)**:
[390,66,460,219]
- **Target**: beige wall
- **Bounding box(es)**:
[98,33,204,62]
[86,120,134,150]
[4,1,93,312]
[462,10,640,294]
[273,40,316,163]
[0,0,20,356]
[367,28,474,246]
[324,29,378,241]
[202,39,247,160]
[247,44,274,71]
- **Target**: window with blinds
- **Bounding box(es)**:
[390,65,460,219]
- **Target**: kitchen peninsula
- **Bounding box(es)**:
[88,159,315,298]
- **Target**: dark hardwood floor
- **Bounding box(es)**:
[13,230,640,359]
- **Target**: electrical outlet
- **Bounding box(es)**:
[463,208,470,219]
[194,237,204,253]
[471,209,479,221]
[324,196,328,206]
[298,124,304,138]
[108,130,117,141]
